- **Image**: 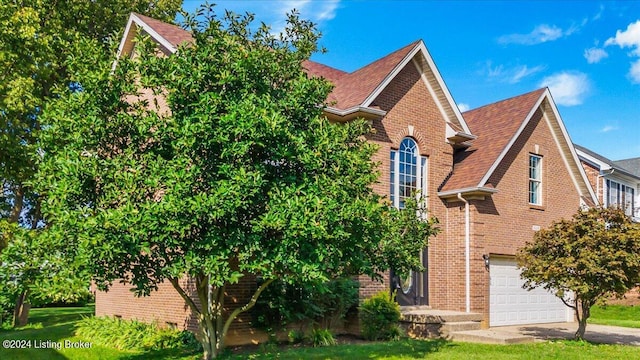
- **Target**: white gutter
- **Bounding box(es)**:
[457,193,470,313]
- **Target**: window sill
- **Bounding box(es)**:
[529,204,545,211]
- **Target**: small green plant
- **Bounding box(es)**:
[75,316,200,351]
[359,291,402,341]
[308,328,337,347]
[288,329,305,344]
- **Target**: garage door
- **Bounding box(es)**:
[490,257,571,327]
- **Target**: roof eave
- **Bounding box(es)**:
[324,106,387,122]
[437,187,499,202]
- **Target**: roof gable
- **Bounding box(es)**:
[440,88,597,205]
[117,13,192,58]
[575,144,640,180]
[115,14,472,136]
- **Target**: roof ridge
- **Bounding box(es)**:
[463,87,546,114]
[348,39,421,75]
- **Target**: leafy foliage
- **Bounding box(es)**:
[518,207,640,339]
[252,278,359,331]
[38,4,438,358]
[75,316,200,351]
[0,223,89,326]
[359,291,402,341]
[308,328,337,347]
[0,0,182,328]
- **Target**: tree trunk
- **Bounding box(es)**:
[168,276,275,359]
[575,299,591,340]
[9,185,24,223]
[13,290,30,327]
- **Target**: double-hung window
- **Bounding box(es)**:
[390,138,427,209]
[529,154,542,205]
[606,179,635,216]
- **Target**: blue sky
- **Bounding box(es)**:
[181,1,640,160]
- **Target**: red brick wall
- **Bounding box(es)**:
[95,274,264,346]
[468,108,581,325]
[580,160,603,204]
[359,59,456,307]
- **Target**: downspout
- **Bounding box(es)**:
[457,193,470,313]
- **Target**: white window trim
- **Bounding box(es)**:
[529,154,543,205]
[390,138,428,209]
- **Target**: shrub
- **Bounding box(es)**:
[287,329,305,344]
[75,316,200,351]
[359,291,402,341]
[308,328,336,347]
[252,278,359,331]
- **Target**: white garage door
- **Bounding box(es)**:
[490,257,571,327]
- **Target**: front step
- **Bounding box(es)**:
[441,321,481,336]
[400,307,482,339]
[450,329,535,344]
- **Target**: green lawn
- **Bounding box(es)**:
[589,304,640,328]
[1,306,639,359]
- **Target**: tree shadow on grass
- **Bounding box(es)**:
[119,347,201,359]
[230,338,453,360]
[115,338,453,360]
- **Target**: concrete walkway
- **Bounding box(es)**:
[459,322,640,346]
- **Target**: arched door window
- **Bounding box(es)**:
[390,137,427,209]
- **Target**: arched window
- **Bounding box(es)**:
[390,138,427,209]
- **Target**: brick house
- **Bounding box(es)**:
[97,13,598,343]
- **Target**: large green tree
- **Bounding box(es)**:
[518,207,640,339]
[0,0,182,326]
[38,6,438,359]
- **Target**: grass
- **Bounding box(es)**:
[589,304,640,328]
[0,305,638,359]
[227,340,640,360]
[0,305,200,360]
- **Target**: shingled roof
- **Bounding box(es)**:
[323,41,421,109]
[116,14,472,135]
[440,89,546,192]
[133,13,193,48]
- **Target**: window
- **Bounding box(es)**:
[606,179,635,216]
[390,138,427,209]
[529,154,542,205]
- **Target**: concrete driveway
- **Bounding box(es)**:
[495,322,640,345]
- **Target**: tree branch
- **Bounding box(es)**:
[221,278,275,343]
[167,276,201,317]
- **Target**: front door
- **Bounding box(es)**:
[393,248,428,306]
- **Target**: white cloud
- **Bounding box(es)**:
[600,125,618,133]
[630,59,640,83]
[510,65,546,83]
[539,72,590,106]
[593,4,605,21]
[605,20,640,56]
[498,24,563,45]
[605,20,640,84]
[498,22,585,45]
[458,103,470,112]
[484,62,545,83]
[279,0,340,22]
[584,47,608,63]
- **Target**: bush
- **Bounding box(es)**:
[308,328,336,347]
[75,316,200,351]
[359,291,402,341]
[287,329,305,344]
[252,278,359,331]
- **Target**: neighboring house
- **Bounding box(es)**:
[97,13,599,344]
[575,144,640,221]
